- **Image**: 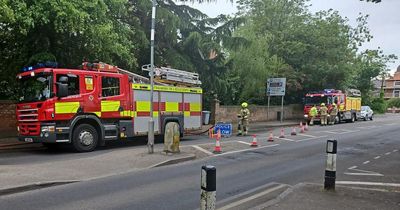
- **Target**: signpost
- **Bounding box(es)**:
[266,78,286,123]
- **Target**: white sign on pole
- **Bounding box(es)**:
[266,78,286,96]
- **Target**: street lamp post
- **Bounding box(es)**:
[148,0,157,154]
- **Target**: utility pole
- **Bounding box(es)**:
[148,0,156,154]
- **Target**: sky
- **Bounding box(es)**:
[179,0,400,73]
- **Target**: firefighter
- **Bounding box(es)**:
[330,104,338,125]
[309,105,318,126]
[237,102,250,136]
[320,103,328,126]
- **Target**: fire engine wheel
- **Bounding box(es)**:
[351,114,355,123]
[72,124,98,152]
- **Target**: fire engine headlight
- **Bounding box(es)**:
[304,114,308,118]
[41,126,55,132]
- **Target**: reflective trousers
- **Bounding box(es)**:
[320,115,328,125]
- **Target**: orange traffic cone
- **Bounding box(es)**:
[279,128,285,138]
[300,124,305,133]
[291,127,297,136]
[268,131,274,142]
[251,135,258,147]
[304,122,309,131]
[213,131,222,154]
[209,128,214,139]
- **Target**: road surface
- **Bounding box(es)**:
[0,114,399,209]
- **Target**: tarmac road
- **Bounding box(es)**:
[0,114,399,209]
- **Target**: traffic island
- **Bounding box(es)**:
[0,145,201,195]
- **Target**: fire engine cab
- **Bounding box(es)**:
[303,89,361,124]
[16,62,203,152]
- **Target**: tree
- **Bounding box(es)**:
[0,0,139,99]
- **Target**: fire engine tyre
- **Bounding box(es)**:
[350,114,355,123]
[72,124,99,152]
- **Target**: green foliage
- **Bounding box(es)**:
[387,98,400,108]
[0,0,396,109]
[370,97,386,114]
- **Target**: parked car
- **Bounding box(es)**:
[361,106,374,121]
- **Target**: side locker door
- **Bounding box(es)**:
[183,93,202,130]
[133,89,159,134]
[99,74,125,119]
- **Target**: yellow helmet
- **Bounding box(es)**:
[321,103,325,106]
[241,102,248,108]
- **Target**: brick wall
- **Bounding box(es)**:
[0,100,17,138]
[212,101,303,124]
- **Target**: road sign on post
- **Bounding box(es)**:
[266,78,286,122]
[266,78,286,96]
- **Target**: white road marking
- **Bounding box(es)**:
[363,161,370,164]
[191,145,214,155]
[277,137,295,142]
[336,181,400,187]
[383,123,396,126]
[346,168,383,176]
[344,173,383,176]
[215,144,280,156]
[394,149,398,152]
[385,152,391,155]
[218,184,288,210]
[357,126,368,129]
[341,130,361,134]
[237,140,251,146]
[297,133,316,138]
[322,131,337,134]
[374,156,381,159]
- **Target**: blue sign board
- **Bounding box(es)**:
[214,123,232,137]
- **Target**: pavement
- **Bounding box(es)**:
[264,183,400,210]
[0,114,399,209]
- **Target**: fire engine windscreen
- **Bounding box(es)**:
[305,95,330,105]
[18,73,52,103]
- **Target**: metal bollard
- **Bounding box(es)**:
[201,165,216,210]
[324,140,337,190]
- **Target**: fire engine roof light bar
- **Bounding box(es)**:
[21,61,58,72]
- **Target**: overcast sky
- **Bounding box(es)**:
[180,0,399,73]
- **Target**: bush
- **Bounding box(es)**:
[387,98,400,108]
[370,97,387,114]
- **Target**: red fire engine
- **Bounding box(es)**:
[303,89,362,124]
[16,62,203,152]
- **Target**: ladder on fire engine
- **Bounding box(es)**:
[141,64,202,87]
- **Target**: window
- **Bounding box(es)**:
[394,90,400,98]
[395,81,400,86]
[56,74,80,96]
[102,77,120,97]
